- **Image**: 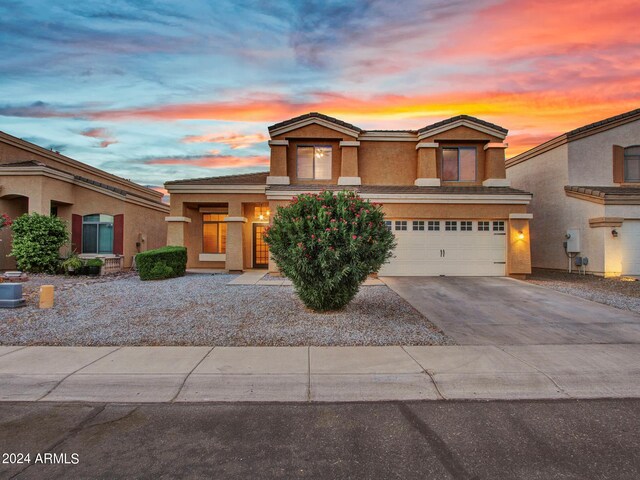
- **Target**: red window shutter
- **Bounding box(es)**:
[613,145,624,183]
[113,214,124,255]
[71,214,82,253]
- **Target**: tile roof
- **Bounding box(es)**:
[267,184,530,195]
[565,185,640,197]
[566,108,640,138]
[0,160,47,167]
[268,112,363,133]
[417,115,508,136]
[165,171,269,186]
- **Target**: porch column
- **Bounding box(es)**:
[165,216,191,246]
[507,213,532,278]
[266,140,290,185]
[338,141,361,186]
[483,143,510,187]
[415,143,440,186]
[225,201,246,273]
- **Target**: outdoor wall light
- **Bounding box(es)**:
[518,231,525,240]
[612,229,618,237]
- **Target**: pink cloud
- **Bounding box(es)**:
[182,132,268,149]
[80,127,118,148]
[145,154,269,169]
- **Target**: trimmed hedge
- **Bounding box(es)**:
[136,246,187,281]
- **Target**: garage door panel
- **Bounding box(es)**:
[379,219,506,277]
[621,221,640,275]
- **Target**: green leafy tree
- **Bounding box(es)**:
[10,213,69,273]
[264,190,396,312]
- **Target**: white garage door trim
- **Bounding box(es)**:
[379,219,507,276]
[621,220,640,276]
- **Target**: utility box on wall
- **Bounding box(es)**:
[566,229,581,253]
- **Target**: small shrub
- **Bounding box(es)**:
[10,213,69,273]
[136,246,187,281]
[85,258,104,268]
[62,255,83,274]
[264,190,396,312]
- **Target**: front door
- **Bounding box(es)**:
[253,223,269,268]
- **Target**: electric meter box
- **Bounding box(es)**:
[566,229,580,253]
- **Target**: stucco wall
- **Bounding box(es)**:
[507,144,571,270]
[568,118,640,186]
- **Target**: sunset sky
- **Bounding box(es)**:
[1,0,639,190]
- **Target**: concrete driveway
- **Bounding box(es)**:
[382,277,640,345]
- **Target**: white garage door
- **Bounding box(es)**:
[378,220,507,276]
[621,220,640,276]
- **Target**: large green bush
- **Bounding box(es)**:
[10,213,69,273]
[136,246,187,280]
[264,190,396,312]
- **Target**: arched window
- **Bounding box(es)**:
[625,146,640,182]
[82,214,114,254]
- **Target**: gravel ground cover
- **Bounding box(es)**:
[0,274,452,346]
[527,269,640,314]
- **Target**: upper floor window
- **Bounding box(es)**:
[82,214,113,254]
[297,146,332,180]
[442,147,477,181]
[203,213,227,254]
[624,146,640,182]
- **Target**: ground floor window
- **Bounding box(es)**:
[203,213,227,254]
[82,214,114,254]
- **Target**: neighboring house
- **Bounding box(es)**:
[165,112,533,277]
[506,108,640,277]
[0,131,169,270]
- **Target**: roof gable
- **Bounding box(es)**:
[268,112,362,138]
[417,115,508,140]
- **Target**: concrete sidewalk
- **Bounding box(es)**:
[0,345,638,403]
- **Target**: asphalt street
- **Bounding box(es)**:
[1,400,639,479]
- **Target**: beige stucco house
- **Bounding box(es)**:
[0,131,169,270]
[506,108,640,277]
[165,112,533,277]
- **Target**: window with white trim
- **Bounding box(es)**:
[460,221,472,231]
[395,220,408,231]
[624,146,640,182]
[442,147,477,181]
[297,146,332,180]
[82,214,114,254]
[384,220,392,231]
[478,221,490,231]
[492,221,505,232]
[427,221,440,231]
[445,221,457,231]
[412,220,425,231]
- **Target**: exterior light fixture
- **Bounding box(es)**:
[259,214,264,221]
[518,231,525,240]
[612,229,618,237]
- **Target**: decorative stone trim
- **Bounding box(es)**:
[199,253,226,261]
[483,178,511,187]
[268,140,289,146]
[337,176,362,186]
[339,141,360,147]
[224,216,248,223]
[484,142,509,150]
[589,217,624,228]
[509,213,533,220]
[414,178,441,187]
[266,176,290,185]
[415,142,439,150]
[164,216,192,223]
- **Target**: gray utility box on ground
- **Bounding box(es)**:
[0,283,26,308]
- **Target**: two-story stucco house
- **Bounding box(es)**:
[506,108,640,277]
[165,112,533,277]
[0,131,169,270]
